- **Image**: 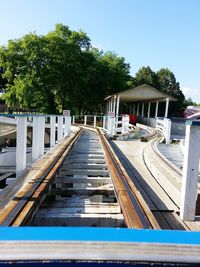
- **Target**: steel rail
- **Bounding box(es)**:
[0,125,160,228]
[96,128,160,229]
[0,128,82,226]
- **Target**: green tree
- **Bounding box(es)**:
[0,24,132,114]
[134,66,158,88]
[0,67,7,93]
[156,68,185,115]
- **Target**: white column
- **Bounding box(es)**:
[142,103,144,116]
[16,117,27,175]
[93,116,96,127]
[50,115,56,147]
[155,101,159,118]
[103,116,106,129]
[180,122,200,221]
[116,95,120,116]
[165,98,170,117]
[64,116,71,136]
[164,118,171,145]
[113,95,116,116]
[57,115,63,142]
[84,115,87,125]
[107,116,114,136]
[72,116,75,124]
[32,116,40,162]
[137,104,139,116]
[110,98,113,112]
[38,116,45,157]
[147,102,151,118]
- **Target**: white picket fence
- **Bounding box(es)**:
[155,117,171,144]
[0,115,71,176]
[72,114,130,137]
[1,113,130,177]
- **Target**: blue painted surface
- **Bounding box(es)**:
[0,262,197,267]
[186,120,200,126]
[0,227,200,245]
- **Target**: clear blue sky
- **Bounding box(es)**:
[0,0,200,102]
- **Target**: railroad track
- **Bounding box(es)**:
[0,126,159,229]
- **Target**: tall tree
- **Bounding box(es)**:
[0,24,132,114]
[156,68,185,115]
[156,68,184,100]
[134,66,158,88]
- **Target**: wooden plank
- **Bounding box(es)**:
[41,200,119,208]
[70,150,103,154]
[33,205,121,214]
[61,164,107,170]
[184,219,200,231]
[143,140,182,207]
[152,211,171,230]
[50,187,114,196]
[113,140,179,212]
[64,159,106,164]
[33,213,124,227]
[67,154,105,159]
[161,212,189,230]
[59,169,109,176]
[55,176,112,184]
[113,144,157,211]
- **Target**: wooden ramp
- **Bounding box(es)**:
[112,138,200,231]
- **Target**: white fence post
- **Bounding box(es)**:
[50,115,56,147]
[125,115,129,132]
[165,118,171,145]
[38,116,45,157]
[84,115,87,126]
[16,116,27,176]
[57,115,63,142]
[72,116,75,124]
[93,116,96,127]
[32,116,40,162]
[180,121,200,221]
[156,117,171,144]
[107,116,114,137]
[122,116,126,134]
[103,116,106,129]
[64,116,71,136]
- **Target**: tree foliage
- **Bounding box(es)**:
[0,24,131,114]
[0,24,186,115]
[134,66,157,88]
[134,66,185,115]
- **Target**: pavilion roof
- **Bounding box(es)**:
[105,84,177,103]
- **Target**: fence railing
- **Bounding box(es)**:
[155,117,171,144]
[0,114,71,176]
[0,113,130,176]
[72,114,130,137]
[72,115,105,128]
